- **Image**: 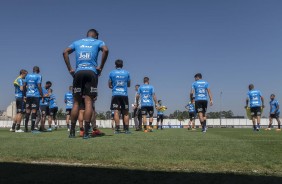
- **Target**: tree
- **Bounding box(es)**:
[57,108,65,120]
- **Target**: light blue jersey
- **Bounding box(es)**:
[138,84,155,107]
[270,100,280,114]
[49,94,58,109]
[64,92,73,110]
[40,88,49,106]
[14,77,24,99]
[186,103,196,113]
[109,68,130,96]
[192,80,210,101]
[68,37,105,74]
[25,73,42,98]
[157,110,164,115]
[247,90,262,108]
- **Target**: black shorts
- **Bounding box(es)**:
[66,109,72,115]
[270,113,280,119]
[110,96,129,111]
[195,100,208,114]
[49,107,58,119]
[26,97,40,110]
[189,112,196,120]
[73,70,98,98]
[141,106,154,117]
[40,105,50,116]
[16,98,25,114]
[157,114,164,122]
[250,107,261,117]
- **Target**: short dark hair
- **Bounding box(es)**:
[194,73,202,79]
[158,100,162,103]
[135,84,140,87]
[249,84,254,90]
[87,29,99,39]
[33,66,40,73]
[46,81,52,85]
[115,59,123,68]
[271,94,275,97]
[20,69,27,75]
[144,77,149,83]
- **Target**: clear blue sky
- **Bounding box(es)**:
[1,0,282,116]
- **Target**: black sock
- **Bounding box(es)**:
[31,113,36,130]
[124,125,129,131]
[278,124,281,129]
[268,124,271,128]
[70,122,76,134]
[115,125,120,131]
[12,123,16,130]
[84,122,90,135]
[25,113,30,130]
[144,125,147,130]
[49,125,51,128]
[16,124,20,130]
[80,127,84,131]
[149,122,152,128]
[203,120,206,128]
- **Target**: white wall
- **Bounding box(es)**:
[0,118,276,128]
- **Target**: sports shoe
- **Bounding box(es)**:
[256,128,260,131]
[32,130,41,134]
[67,128,70,132]
[9,128,15,132]
[125,130,131,134]
[114,130,120,134]
[276,129,281,131]
[47,128,52,132]
[92,129,105,136]
[265,128,271,131]
[192,128,196,131]
[54,125,58,130]
[34,127,38,130]
[79,130,84,137]
[144,129,148,133]
[83,133,90,139]
[15,129,24,133]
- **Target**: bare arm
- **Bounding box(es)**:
[127,80,131,88]
[136,94,140,107]
[38,83,43,98]
[153,94,158,108]
[96,46,109,75]
[190,88,194,101]
[207,88,213,106]
[108,80,112,89]
[261,96,264,108]
[245,98,249,108]
[63,47,75,76]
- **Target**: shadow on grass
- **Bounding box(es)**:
[0,162,281,184]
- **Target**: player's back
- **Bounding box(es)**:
[71,38,105,73]
[49,94,58,108]
[25,73,42,97]
[138,84,155,107]
[65,92,73,109]
[14,77,24,98]
[192,80,209,101]
[248,90,262,107]
[109,68,130,96]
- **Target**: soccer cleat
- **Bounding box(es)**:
[79,130,84,137]
[92,129,105,137]
[67,128,70,132]
[54,125,58,130]
[32,130,41,134]
[276,129,281,131]
[265,128,271,131]
[9,128,15,132]
[69,134,75,138]
[15,129,24,133]
[114,130,120,134]
[144,129,148,133]
[83,133,90,139]
[125,130,131,134]
[47,128,53,132]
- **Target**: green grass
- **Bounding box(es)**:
[0,128,281,177]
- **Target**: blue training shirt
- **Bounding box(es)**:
[186,103,196,113]
[64,92,73,110]
[138,84,155,107]
[247,90,262,108]
[109,68,130,96]
[270,100,280,114]
[49,94,58,109]
[14,77,24,99]
[25,73,42,98]
[40,88,49,106]
[192,80,210,101]
[68,37,105,74]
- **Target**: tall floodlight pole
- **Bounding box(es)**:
[220,91,223,127]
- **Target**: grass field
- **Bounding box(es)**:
[0,128,281,183]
